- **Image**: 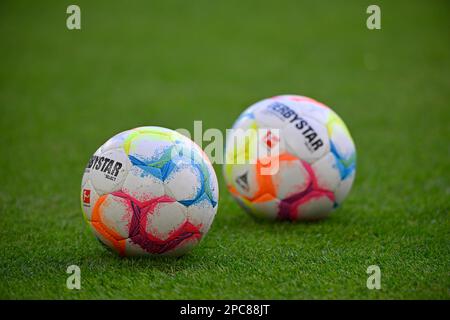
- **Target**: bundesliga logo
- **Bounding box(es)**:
[263,130,279,149]
[82,189,90,205]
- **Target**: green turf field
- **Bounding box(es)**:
[0,0,449,299]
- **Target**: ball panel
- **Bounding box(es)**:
[146,201,187,241]
[164,163,201,202]
[279,188,335,221]
[271,154,310,199]
[131,215,201,255]
[127,139,174,164]
[89,220,126,256]
[246,194,280,220]
[93,194,132,240]
[335,171,356,205]
[311,152,341,192]
[295,193,335,220]
[187,198,217,234]
[122,165,165,202]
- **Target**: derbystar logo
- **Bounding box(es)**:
[82,189,91,204]
[267,102,324,151]
[86,155,123,177]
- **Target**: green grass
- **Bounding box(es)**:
[0,0,449,299]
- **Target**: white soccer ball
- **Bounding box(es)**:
[81,126,219,256]
[224,95,356,221]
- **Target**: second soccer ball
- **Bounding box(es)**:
[223,95,356,221]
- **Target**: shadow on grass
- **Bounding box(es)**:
[65,208,349,275]
[220,208,336,234]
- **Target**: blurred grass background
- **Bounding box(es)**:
[0,0,449,299]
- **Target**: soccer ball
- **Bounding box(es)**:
[81,126,219,256]
[223,95,356,221]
